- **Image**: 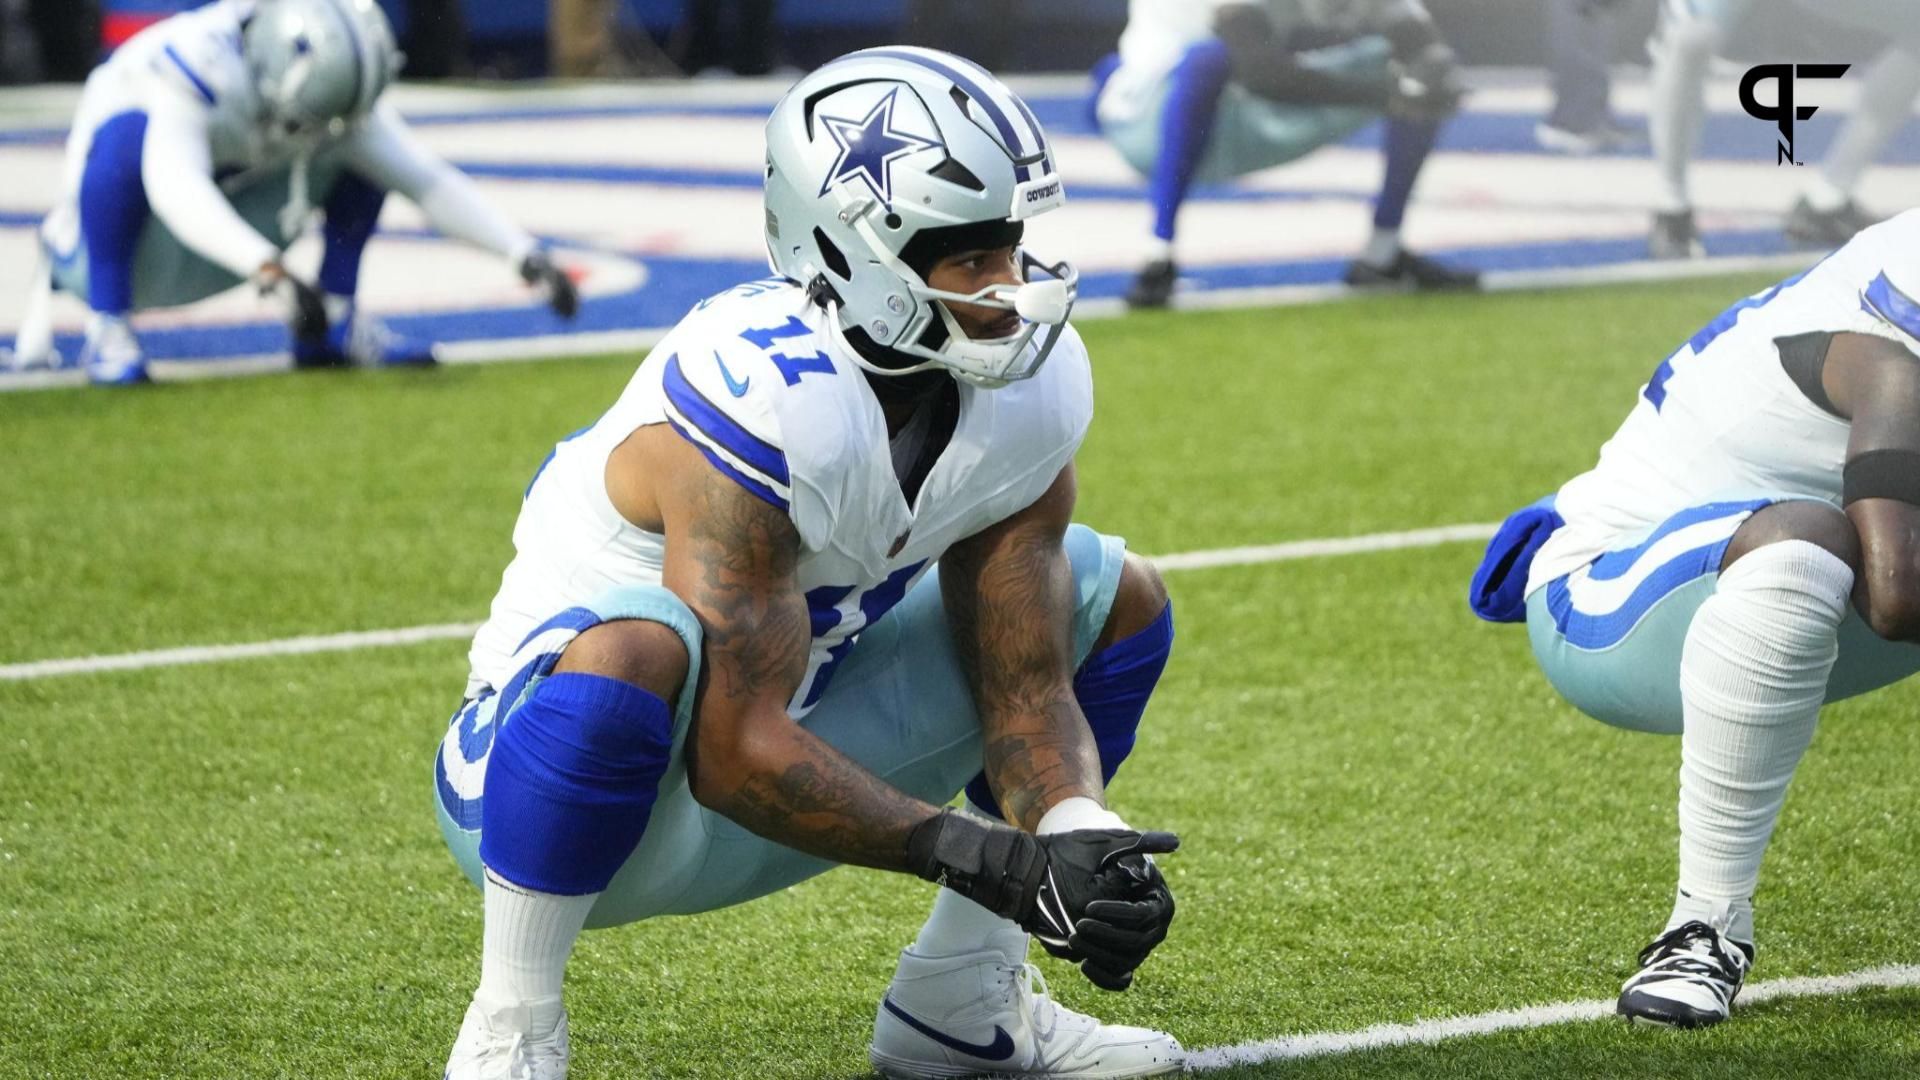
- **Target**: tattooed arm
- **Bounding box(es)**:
[940,463,1105,833]
[654,432,940,871]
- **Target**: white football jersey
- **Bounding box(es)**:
[1527,210,1920,594]
[468,279,1095,714]
[71,1,267,173]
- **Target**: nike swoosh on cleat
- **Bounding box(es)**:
[882,997,1017,1061]
[715,352,750,397]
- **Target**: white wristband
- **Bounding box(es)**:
[1036,796,1127,836]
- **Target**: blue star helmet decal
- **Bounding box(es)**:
[817,87,944,208]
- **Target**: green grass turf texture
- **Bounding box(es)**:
[3,273,1917,1078]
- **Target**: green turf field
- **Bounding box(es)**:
[5,274,1919,1079]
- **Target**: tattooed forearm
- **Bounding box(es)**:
[943,466,1105,832]
[721,730,933,870]
[663,458,937,873]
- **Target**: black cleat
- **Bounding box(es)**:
[1784,196,1880,250]
[1617,920,1754,1029]
[1649,210,1704,260]
[1342,250,1480,291]
[1125,258,1178,309]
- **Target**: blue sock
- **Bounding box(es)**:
[480,672,675,896]
[1374,115,1441,233]
[967,602,1175,818]
[1149,42,1232,246]
[317,171,387,298]
[79,111,153,316]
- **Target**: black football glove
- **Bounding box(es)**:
[520,250,580,319]
[906,809,1179,991]
[1049,831,1177,991]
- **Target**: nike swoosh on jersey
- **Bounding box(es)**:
[882,998,1017,1061]
[715,351,751,397]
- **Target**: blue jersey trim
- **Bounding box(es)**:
[853,48,1036,182]
[668,419,791,512]
[1545,499,1773,650]
[662,353,790,486]
[1864,272,1920,340]
[163,45,217,105]
[1585,500,1771,582]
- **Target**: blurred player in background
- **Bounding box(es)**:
[435,47,1184,1080]
[1471,210,1920,1027]
[1092,0,1478,309]
[1646,0,1920,258]
[5,0,577,385]
[1535,0,1636,155]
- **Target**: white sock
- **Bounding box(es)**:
[1036,795,1127,835]
[1143,236,1174,264]
[1362,227,1401,268]
[476,869,598,1008]
[1674,540,1851,942]
[323,293,354,324]
[1665,887,1754,944]
[1647,14,1723,214]
[1812,48,1920,205]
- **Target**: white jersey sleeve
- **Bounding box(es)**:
[140,87,280,278]
[339,103,536,264]
[655,338,823,538]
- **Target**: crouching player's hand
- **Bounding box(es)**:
[906,809,1179,991]
[255,261,329,350]
[519,250,580,319]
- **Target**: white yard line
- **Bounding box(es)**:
[1185,964,1920,1070]
[0,622,479,681]
[0,522,1499,682]
[1154,522,1497,571]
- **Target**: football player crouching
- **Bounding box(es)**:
[6,0,576,385]
[433,47,1186,1080]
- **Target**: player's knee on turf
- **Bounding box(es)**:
[553,617,691,703]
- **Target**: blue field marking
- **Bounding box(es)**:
[5,93,1916,161]
[1,224,1801,371]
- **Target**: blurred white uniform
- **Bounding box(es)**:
[40,0,532,310]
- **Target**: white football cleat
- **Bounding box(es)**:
[1617,920,1754,1028]
[294,301,436,368]
[444,995,569,1080]
[80,313,148,386]
[871,929,1182,1079]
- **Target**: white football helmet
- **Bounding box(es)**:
[244,0,401,143]
[764,47,1077,388]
